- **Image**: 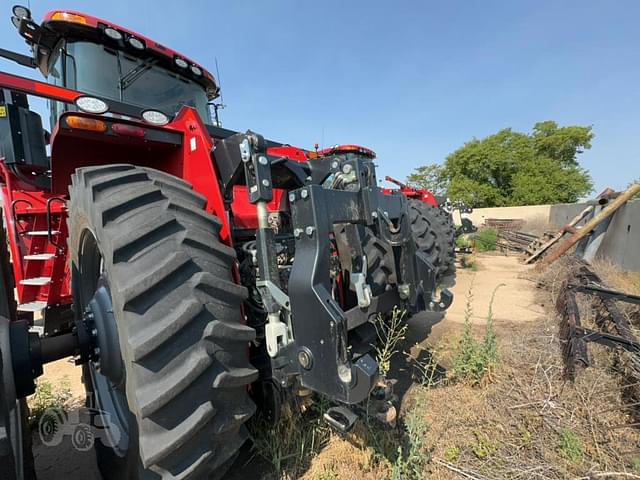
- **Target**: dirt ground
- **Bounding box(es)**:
[30,253,579,479]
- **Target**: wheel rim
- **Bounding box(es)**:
[76,229,130,457]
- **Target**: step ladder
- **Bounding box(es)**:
[12,197,66,316]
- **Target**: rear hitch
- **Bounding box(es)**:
[323,405,359,434]
[323,378,398,434]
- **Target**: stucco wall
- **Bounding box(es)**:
[594,199,640,271]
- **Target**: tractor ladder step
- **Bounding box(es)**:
[17,301,48,312]
[24,230,60,236]
[19,277,52,286]
[23,253,56,260]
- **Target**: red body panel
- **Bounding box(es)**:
[267,145,308,163]
[231,187,287,230]
[0,71,83,103]
[230,145,308,230]
[382,186,439,207]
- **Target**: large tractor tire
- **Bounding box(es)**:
[408,200,456,286]
[68,165,257,479]
[407,200,441,274]
[0,213,35,480]
[433,207,456,286]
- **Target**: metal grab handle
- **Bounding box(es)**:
[10,199,33,237]
[46,197,66,250]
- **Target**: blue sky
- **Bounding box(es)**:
[1,0,638,193]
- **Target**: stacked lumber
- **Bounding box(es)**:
[497,230,539,253]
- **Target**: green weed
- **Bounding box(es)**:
[475,228,498,252]
[460,255,478,271]
[456,234,473,249]
[27,379,73,429]
[444,446,460,462]
[390,391,430,480]
[559,429,583,463]
[373,306,408,378]
[452,283,503,385]
[472,431,497,459]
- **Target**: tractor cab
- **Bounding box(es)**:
[7,6,218,130]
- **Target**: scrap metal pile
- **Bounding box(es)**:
[556,261,640,381]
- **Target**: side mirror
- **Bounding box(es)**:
[12,5,31,20]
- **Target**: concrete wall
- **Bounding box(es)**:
[548,203,591,227]
[469,204,551,228]
[594,199,640,271]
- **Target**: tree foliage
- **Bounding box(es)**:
[408,121,594,207]
[406,163,448,196]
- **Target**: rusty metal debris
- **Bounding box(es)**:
[557,262,640,381]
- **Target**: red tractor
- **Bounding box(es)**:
[0,6,452,479]
[383,176,457,285]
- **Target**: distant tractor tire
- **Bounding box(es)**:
[68,165,257,480]
[408,200,456,286]
[434,208,456,286]
[0,213,35,480]
[407,200,442,275]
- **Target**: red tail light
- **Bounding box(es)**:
[112,123,145,138]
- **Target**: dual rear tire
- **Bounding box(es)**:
[407,200,456,286]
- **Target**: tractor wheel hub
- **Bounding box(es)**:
[83,279,122,385]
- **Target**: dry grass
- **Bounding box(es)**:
[425,319,640,479]
[592,258,640,297]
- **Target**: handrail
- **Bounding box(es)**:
[46,197,66,250]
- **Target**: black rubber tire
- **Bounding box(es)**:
[0,211,35,480]
[408,200,456,286]
[407,200,441,273]
[68,165,257,480]
[434,207,456,286]
[362,226,395,296]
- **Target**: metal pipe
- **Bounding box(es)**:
[256,201,269,230]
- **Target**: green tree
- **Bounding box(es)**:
[408,121,594,207]
[406,163,448,196]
